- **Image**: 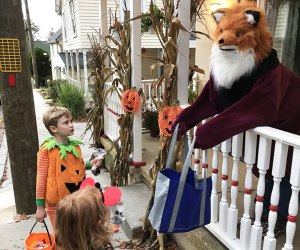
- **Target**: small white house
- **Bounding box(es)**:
[49,0,197,103]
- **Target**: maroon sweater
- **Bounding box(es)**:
[174,51,300,152]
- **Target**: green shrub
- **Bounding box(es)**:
[48,79,68,103]
[56,82,85,119]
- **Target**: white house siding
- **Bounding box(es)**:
[62,0,82,50]
[78,0,101,49]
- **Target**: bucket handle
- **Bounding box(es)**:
[30,220,52,246]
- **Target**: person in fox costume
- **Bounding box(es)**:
[172,2,300,219]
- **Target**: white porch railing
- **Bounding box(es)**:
[103,82,124,141]
[192,122,300,250]
[104,79,161,140]
[66,76,85,89]
[142,79,164,112]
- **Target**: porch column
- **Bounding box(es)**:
[130,0,144,175]
[82,49,89,105]
[75,49,80,87]
[176,1,190,106]
[99,0,109,66]
[99,0,108,36]
[70,50,74,81]
[65,50,69,80]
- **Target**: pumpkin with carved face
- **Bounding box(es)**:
[158,106,183,136]
[122,89,140,113]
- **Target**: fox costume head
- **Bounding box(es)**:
[211,2,273,89]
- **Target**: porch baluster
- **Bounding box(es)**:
[219,139,231,232]
[241,131,257,249]
[250,137,272,250]
[202,148,208,177]
[227,133,243,239]
[263,141,288,250]
[283,148,300,250]
[211,143,220,223]
[194,147,200,176]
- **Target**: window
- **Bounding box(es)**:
[265,0,300,75]
[69,0,76,37]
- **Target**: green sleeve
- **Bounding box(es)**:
[36,198,45,207]
[85,161,91,170]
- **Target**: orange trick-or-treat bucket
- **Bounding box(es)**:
[25,220,54,250]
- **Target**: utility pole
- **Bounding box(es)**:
[24,0,39,88]
[0,0,39,214]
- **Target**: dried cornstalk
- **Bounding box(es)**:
[137,0,210,248]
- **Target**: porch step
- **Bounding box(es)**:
[119,183,151,239]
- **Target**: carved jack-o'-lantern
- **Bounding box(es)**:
[158,106,183,136]
[122,89,140,113]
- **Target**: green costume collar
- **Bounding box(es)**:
[42,137,83,160]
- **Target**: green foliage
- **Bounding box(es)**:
[28,47,52,87]
[56,82,85,119]
[141,4,165,34]
[142,110,159,133]
[47,79,68,103]
[188,85,198,104]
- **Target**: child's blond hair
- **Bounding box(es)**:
[55,187,111,250]
[42,106,72,135]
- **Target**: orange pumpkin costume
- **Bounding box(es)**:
[36,137,90,229]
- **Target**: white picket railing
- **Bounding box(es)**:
[103,82,124,141]
[192,123,300,250]
[103,79,160,141]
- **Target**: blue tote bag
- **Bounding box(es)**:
[148,124,212,233]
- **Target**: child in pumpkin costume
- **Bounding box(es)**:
[35,106,102,230]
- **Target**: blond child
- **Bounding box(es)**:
[55,187,113,250]
[35,106,102,230]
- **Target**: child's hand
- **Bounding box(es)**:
[91,156,103,168]
[36,206,47,223]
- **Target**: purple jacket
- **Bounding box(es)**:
[174,60,300,151]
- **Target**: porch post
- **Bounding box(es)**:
[82,49,89,106]
[99,0,109,67]
[99,0,108,35]
[176,1,190,106]
[70,49,74,82]
[75,49,80,87]
[129,0,144,182]
[65,50,69,80]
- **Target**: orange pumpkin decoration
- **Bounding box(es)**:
[158,106,183,136]
[122,89,140,113]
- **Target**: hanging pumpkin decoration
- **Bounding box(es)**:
[122,89,140,113]
[158,106,183,136]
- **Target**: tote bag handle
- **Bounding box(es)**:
[165,123,180,169]
[166,124,189,169]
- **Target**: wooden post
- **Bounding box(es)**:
[24,0,39,88]
[75,49,80,86]
[129,0,145,178]
[83,49,89,106]
[99,0,108,36]
[176,1,190,106]
[0,0,39,214]
[70,49,74,81]
[65,50,69,80]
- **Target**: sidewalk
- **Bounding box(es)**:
[0,89,130,249]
